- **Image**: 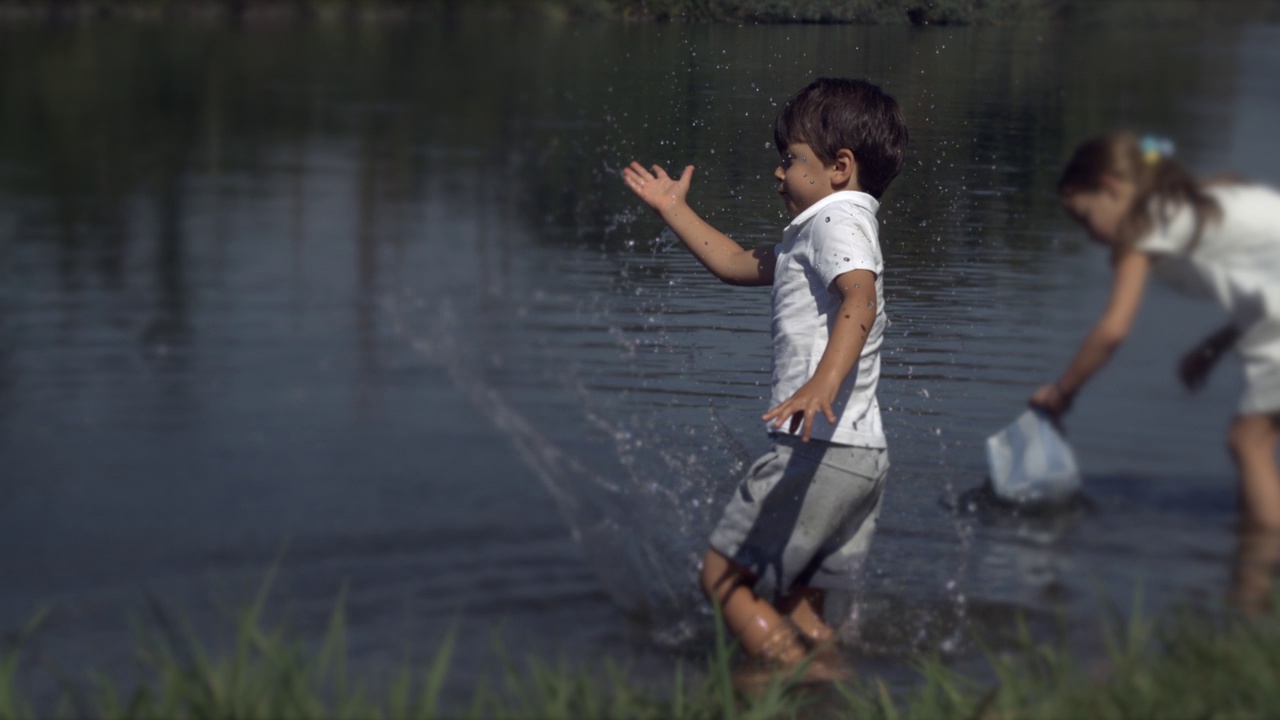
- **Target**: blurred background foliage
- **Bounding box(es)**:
[0,6,1251,281]
[1,0,1278,25]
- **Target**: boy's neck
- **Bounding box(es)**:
[788,190,879,227]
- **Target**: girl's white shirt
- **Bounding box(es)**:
[768,190,887,448]
[1137,184,1280,342]
[1137,183,1280,413]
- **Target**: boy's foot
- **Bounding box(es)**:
[799,641,854,684]
[788,623,854,683]
[731,656,807,697]
[730,641,853,697]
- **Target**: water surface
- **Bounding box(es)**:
[2,16,1280,700]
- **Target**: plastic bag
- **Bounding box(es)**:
[984,409,1082,505]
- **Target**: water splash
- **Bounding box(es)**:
[383,292,751,645]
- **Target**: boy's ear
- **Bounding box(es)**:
[831,148,858,189]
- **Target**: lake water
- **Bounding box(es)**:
[2,14,1280,703]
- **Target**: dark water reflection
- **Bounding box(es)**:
[2,17,1280,701]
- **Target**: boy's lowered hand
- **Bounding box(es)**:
[763,381,839,443]
[622,162,694,217]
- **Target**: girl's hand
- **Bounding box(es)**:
[1179,344,1219,392]
[1179,324,1237,392]
[622,162,694,215]
[1029,383,1073,417]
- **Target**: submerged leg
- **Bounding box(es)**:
[699,548,805,665]
[1230,529,1280,615]
[777,586,834,645]
[1228,413,1280,531]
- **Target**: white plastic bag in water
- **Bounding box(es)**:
[985,409,1082,504]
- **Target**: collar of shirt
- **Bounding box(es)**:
[784,190,880,233]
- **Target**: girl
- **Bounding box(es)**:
[1031,131,1280,531]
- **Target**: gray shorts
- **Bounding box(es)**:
[1239,319,1280,415]
[708,435,889,598]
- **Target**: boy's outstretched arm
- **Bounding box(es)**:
[763,269,877,441]
[622,162,775,286]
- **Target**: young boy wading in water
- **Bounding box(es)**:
[622,78,908,674]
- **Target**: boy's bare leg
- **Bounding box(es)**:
[699,548,806,665]
[1228,413,1280,531]
[777,587,835,645]
[778,585,855,684]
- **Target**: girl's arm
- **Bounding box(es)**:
[622,162,775,286]
[1031,250,1151,415]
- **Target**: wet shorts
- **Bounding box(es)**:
[708,435,889,598]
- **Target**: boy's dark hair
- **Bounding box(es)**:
[774,77,908,199]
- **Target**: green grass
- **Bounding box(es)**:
[2,573,1279,719]
[0,566,812,720]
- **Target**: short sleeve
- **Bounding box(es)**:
[1135,199,1196,255]
[809,216,882,289]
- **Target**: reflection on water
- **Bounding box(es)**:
[2,15,1280,701]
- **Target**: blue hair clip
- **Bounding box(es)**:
[1140,135,1175,164]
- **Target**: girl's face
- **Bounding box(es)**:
[1060,176,1136,246]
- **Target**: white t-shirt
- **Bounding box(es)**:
[767,191,887,448]
[1136,183,1280,413]
[1136,184,1280,342]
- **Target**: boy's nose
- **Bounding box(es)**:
[774,166,785,181]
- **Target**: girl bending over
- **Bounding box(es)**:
[1031,131,1280,531]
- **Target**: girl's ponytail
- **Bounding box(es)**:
[1059,131,1221,253]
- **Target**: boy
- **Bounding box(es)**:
[622,77,908,669]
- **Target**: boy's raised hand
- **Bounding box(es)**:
[622,162,694,215]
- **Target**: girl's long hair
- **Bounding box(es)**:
[1057,131,1221,253]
